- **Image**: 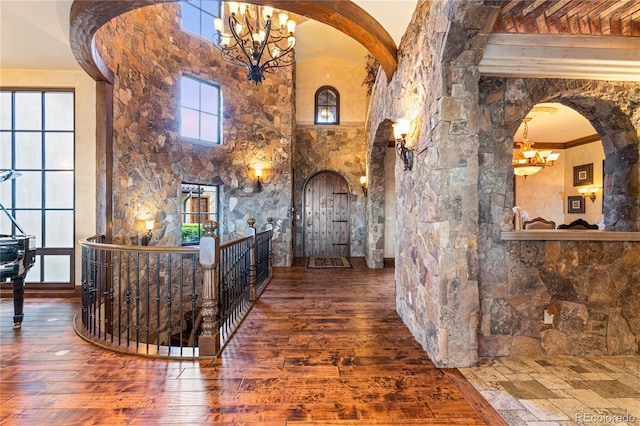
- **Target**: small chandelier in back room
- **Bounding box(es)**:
[512,117,560,178]
[213,2,297,84]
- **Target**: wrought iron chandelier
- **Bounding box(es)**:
[213,2,297,84]
[512,118,560,177]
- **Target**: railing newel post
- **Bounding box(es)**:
[247,218,257,301]
[198,220,220,358]
[266,217,274,274]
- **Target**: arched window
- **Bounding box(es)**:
[314,86,339,125]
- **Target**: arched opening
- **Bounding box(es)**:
[478,77,640,358]
[69,0,398,83]
[513,103,605,229]
[477,77,640,233]
[364,119,394,269]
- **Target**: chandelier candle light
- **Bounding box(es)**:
[512,117,560,177]
[213,2,297,84]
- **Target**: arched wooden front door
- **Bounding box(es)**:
[303,171,350,257]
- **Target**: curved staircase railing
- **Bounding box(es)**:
[76,218,273,359]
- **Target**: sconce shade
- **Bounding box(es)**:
[393,118,410,140]
[141,219,154,246]
[578,186,599,202]
[360,175,368,197]
[254,167,264,193]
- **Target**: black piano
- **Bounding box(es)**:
[1,170,36,329]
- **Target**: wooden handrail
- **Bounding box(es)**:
[79,240,199,254]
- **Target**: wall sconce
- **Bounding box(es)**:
[578,186,599,202]
[393,118,413,171]
[141,219,154,245]
[360,175,368,197]
[255,168,263,193]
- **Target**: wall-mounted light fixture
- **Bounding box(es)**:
[360,175,368,197]
[255,168,263,193]
[393,118,413,171]
[141,219,154,246]
[578,186,599,202]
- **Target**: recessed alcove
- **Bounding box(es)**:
[514,103,605,228]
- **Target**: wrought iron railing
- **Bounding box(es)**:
[76,218,273,359]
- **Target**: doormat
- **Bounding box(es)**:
[307,256,352,269]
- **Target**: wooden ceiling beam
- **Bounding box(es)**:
[69,0,397,84]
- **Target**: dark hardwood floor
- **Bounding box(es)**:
[1,258,504,425]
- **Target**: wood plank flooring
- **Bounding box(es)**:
[1,258,502,425]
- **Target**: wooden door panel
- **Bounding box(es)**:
[189,196,209,223]
[304,172,350,257]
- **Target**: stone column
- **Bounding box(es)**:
[246,218,257,301]
[198,220,220,357]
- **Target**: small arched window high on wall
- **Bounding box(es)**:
[315,86,340,125]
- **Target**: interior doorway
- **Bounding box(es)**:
[303,171,350,257]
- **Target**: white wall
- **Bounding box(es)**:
[0,69,97,289]
[563,141,605,225]
[515,140,605,227]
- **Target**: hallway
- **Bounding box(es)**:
[0,258,499,425]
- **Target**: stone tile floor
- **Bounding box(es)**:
[459,356,640,426]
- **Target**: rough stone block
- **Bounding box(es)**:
[557,301,589,334]
[511,336,541,356]
[541,329,570,355]
[483,335,513,356]
[607,313,637,355]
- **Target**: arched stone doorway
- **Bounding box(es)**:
[364,119,394,268]
[303,171,350,257]
[477,77,640,357]
[478,77,639,233]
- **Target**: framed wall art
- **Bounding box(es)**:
[573,163,593,186]
[568,195,585,214]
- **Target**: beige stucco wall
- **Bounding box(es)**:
[515,151,566,227]
[564,141,605,225]
[295,56,368,125]
[0,69,97,289]
[515,140,605,227]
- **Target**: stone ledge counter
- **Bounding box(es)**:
[502,230,640,241]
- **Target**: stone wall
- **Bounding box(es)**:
[477,77,640,356]
[367,0,639,366]
[293,125,367,257]
[481,240,640,356]
[94,3,294,265]
[366,0,499,367]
